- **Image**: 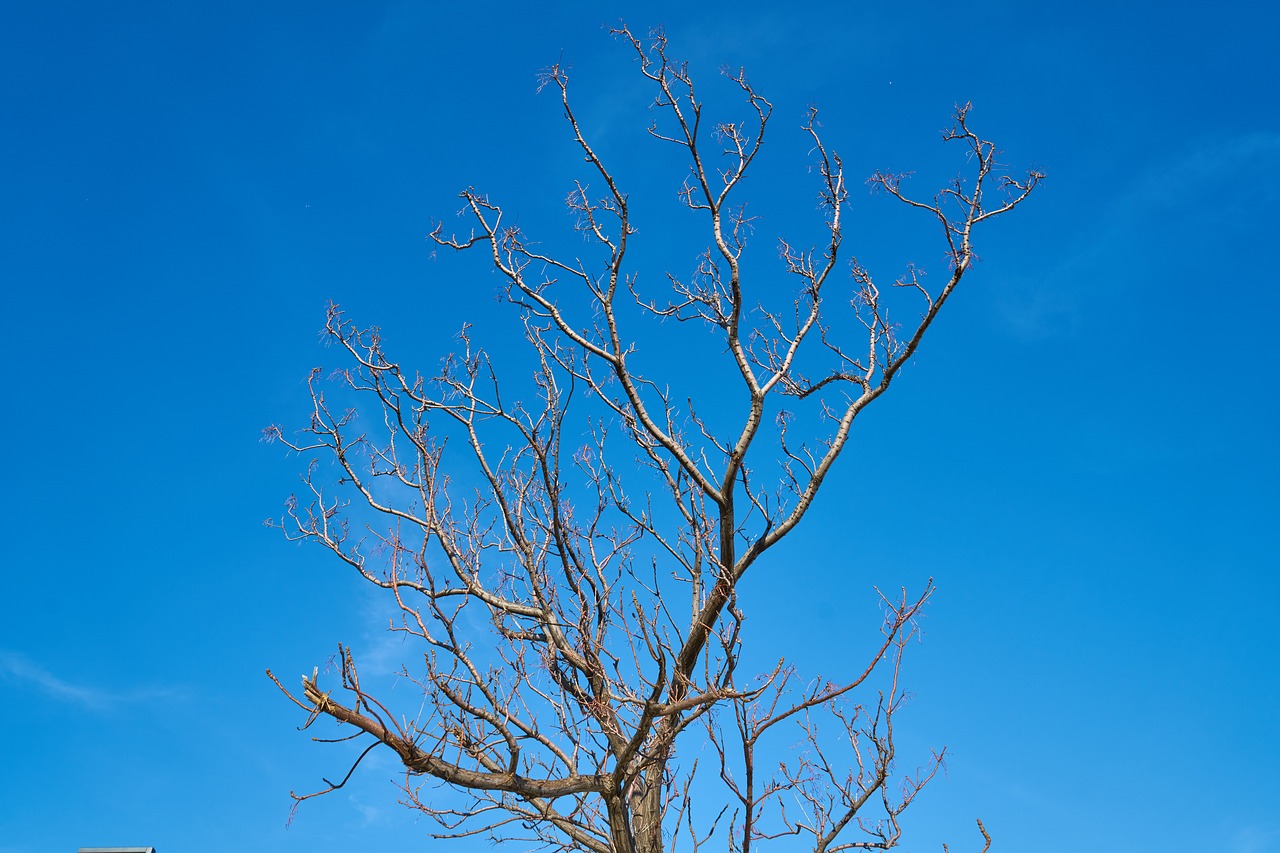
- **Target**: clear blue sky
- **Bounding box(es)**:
[2,1,1277,851]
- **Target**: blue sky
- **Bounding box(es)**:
[2,1,1277,851]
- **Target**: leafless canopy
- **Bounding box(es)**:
[266,25,1040,853]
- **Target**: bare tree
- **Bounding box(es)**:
[265,25,1040,853]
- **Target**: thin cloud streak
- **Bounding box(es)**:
[0,649,182,710]
[991,129,1280,340]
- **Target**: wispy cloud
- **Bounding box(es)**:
[0,649,182,710]
[1229,823,1280,853]
[354,587,418,677]
[991,129,1280,340]
[1116,130,1280,216]
[348,793,389,827]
